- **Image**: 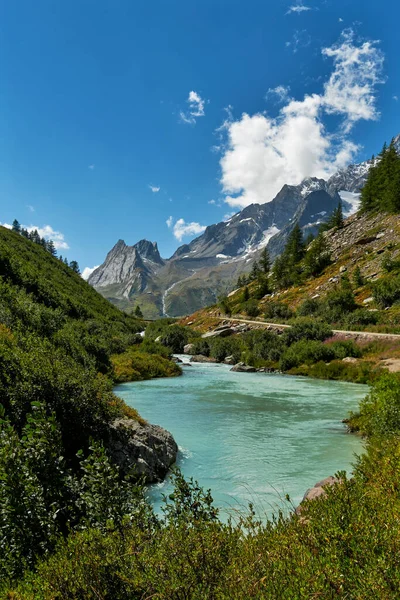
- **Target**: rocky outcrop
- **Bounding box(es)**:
[230,363,256,373]
[202,326,234,339]
[107,418,178,483]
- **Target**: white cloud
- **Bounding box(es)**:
[26,205,35,212]
[180,90,207,125]
[166,215,174,228]
[338,17,344,22]
[88,164,95,170]
[171,218,206,241]
[208,199,216,204]
[266,85,291,103]
[27,224,70,250]
[393,95,398,102]
[286,2,311,15]
[82,265,99,280]
[149,184,160,193]
[219,30,384,209]
[0,222,12,229]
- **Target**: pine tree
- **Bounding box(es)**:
[12,219,21,233]
[330,201,344,229]
[242,286,250,302]
[250,261,261,281]
[20,228,28,238]
[63,257,69,266]
[134,305,143,318]
[47,240,57,256]
[285,223,305,264]
[260,247,271,275]
[353,266,364,288]
[69,261,80,274]
[303,233,331,277]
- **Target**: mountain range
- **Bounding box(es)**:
[88,135,400,318]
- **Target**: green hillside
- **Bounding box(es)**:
[0,226,180,584]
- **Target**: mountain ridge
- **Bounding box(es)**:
[89,134,400,317]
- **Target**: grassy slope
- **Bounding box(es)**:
[0,226,181,583]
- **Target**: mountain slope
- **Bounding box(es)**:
[89,134,400,317]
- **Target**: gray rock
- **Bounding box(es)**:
[107,418,178,483]
[171,356,182,363]
[202,328,234,339]
[230,362,256,373]
[224,355,236,365]
[339,266,347,273]
[190,355,217,363]
[184,343,195,354]
[363,296,374,304]
[342,356,358,363]
[296,476,340,515]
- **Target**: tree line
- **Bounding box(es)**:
[10,219,80,274]
[361,138,400,213]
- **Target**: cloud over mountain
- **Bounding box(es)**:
[219,30,384,208]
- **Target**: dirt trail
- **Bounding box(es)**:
[216,316,400,340]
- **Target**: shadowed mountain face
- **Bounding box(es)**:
[89,138,400,318]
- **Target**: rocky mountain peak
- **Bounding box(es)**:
[133,239,164,265]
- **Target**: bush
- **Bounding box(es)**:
[373,274,400,308]
[322,288,357,322]
[297,297,321,317]
[282,318,332,345]
[159,325,189,353]
[208,337,244,363]
[190,339,210,357]
[329,340,362,359]
[243,299,260,318]
[344,308,379,328]
[354,373,400,436]
[280,339,335,371]
[264,301,294,321]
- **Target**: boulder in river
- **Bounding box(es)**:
[107,418,178,483]
[224,355,236,365]
[184,343,195,354]
[230,362,256,373]
[190,354,217,363]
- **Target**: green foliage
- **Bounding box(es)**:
[280,339,335,370]
[272,223,305,289]
[218,295,232,316]
[134,305,143,318]
[0,227,181,584]
[264,301,294,321]
[344,308,379,328]
[373,273,400,307]
[282,318,332,345]
[111,350,181,383]
[242,286,250,302]
[243,299,260,317]
[361,139,400,213]
[353,373,400,437]
[159,325,189,353]
[322,287,357,321]
[352,266,364,287]
[208,337,244,363]
[259,246,271,274]
[303,233,331,277]
[297,297,321,316]
[328,339,362,359]
[190,338,211,357]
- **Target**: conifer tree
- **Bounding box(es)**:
[250,261,261,281]
[134,305,143,318]
[47,240,57,256]
[242,286,250,302]
[12,219,21,233]
[69,260,80,274]
[260,247,271,275]
[285,223,305,264]
[303,233,331,277]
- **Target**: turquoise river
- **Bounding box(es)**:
[115,358,368,520]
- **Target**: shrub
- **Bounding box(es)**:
[264,301,294,321]
[322,288,357,321]
[243,299,260,318]
[344,308,379,328]
[280,339,335,371]
[373,274,400,308]
[208,337,244,363]
[354,373,400,436]
[297,297,321,317]
[159,325,189,353]
[329,340,362,359]
[190,339,210,357]
[282,318,332,345]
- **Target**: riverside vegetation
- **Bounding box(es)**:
[0,225,181,589]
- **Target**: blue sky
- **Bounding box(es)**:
[0,0,399,276]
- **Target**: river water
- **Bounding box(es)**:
[115,359,367,520]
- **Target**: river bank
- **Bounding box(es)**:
[115,359,367,519]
